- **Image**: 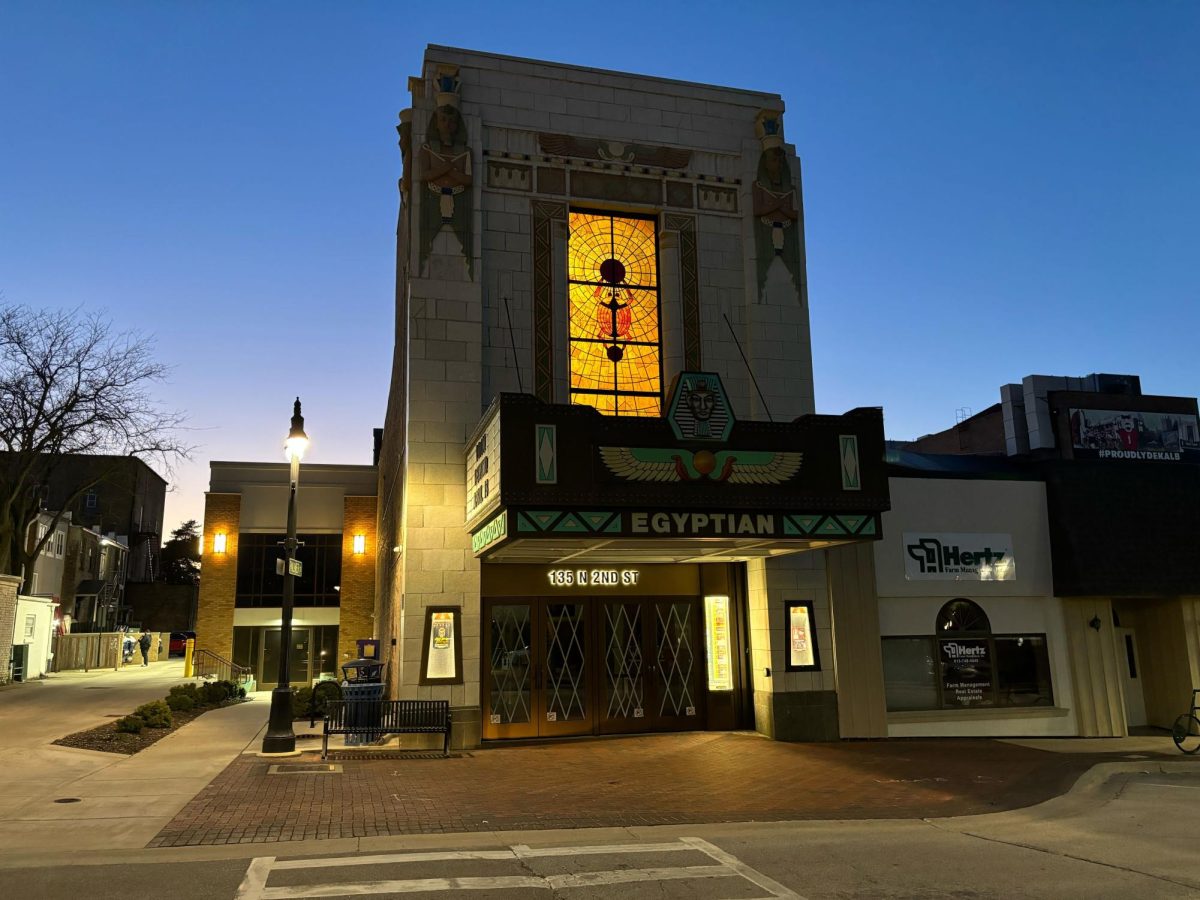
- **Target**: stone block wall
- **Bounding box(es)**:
[196,493,240,658]
[747,552,838,740]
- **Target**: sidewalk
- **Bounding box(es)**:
[146,730,1198,849]
[0,662,268,859]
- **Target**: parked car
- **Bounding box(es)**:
[169,631,196,656]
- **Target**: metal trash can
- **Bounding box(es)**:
[341,681,385,745]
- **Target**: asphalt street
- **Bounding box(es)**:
[3,770,1198,899]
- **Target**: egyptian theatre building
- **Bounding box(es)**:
[377,47,892,749]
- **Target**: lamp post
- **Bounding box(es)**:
[261,397,309,755]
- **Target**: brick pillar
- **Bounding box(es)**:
[338,496,378,667]
[0,574,19,684]
[196,493,240,658]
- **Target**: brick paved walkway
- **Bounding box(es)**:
[148,732,1127,847]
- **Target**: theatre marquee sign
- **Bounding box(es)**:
[464,372,890,558]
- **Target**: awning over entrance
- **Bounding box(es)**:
[465,372,890,563]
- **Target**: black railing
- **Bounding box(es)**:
[193,648,252,684]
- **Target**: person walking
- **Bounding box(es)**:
[138,629,152,667]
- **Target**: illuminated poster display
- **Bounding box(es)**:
[704,595,733,691]
[421,607,462,684]
[785,600,820,671]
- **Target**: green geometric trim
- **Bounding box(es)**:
[858,517,876,536]
[514,510,620,536]
[839,515,866,534]
[553,513,588,533]
[815,517,848,536]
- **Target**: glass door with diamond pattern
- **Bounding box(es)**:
[599,600,652,734]
[650,600,703,730]
[539,601,592,736]
[483,601,536,739]
[483,598,592,739]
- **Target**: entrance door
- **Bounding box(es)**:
[260,626,312,689]
[483,599,591,739]
[649,599,703,729]
[1116,627,1147,728]
[484,596,703,740]
[599,600,650,733]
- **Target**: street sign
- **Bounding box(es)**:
[276,558,303,577]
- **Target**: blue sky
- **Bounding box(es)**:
[1,1,1197,529]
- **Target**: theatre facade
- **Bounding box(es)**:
[377,46,891,748]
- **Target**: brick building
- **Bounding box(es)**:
[196,462,377,688]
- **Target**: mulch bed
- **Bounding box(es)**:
[53,703,236,755]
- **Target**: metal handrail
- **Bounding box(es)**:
[193,648,252,683]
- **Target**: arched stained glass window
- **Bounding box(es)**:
[567,210,661,416]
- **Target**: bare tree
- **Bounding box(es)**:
[0,305,189,585]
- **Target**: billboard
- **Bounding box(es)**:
[1069,408,1200,462]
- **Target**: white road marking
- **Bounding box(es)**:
[545,864,735,889]
[238,837,803,899]
[1134,781,1200,791]
[274,850,517,870]
[512,840,695,858]
[235,856,275,900]
[261,876,545,898]
[683,836,805,899]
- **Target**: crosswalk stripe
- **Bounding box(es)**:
[272,840,696,871]
[544,864,735,889]
[682,837,804,900]
[238,836,803,899]
[261,875,552,897]
[235,857,275,900]
[512,841,695,858]
[274,850,516,870]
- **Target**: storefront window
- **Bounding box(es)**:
[235,533,342,607]
[882,638,939,711]
[994,636,1053,707]
[882,599,1054,712]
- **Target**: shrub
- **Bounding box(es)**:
[237,686,247,699]
[134,700,173,729]
[166,693,195,712]
[169,683,200,702]
[291,686,312,720]
[200,679,237,707]
[115,715,144,734]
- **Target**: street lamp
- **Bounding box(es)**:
[262,397,309,755]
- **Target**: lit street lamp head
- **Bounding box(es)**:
[285,396,310,462]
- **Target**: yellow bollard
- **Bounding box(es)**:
[183,638,195,678]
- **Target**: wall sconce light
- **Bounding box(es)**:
[1088,615,1102,631]
[213,532,227,554]
[352,534,366,555]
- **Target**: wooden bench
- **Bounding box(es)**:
[322,699,451,758]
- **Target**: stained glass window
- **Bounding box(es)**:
[568,210,661,416]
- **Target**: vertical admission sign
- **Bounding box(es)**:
[704,595,733,691]
[785,600,820,672]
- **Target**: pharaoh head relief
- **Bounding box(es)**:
[410,65,474,279]
[752,109,804,303]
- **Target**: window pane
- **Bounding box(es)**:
[882,638,939,711]
[567,210,660,416]
[995,635,1053,707]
